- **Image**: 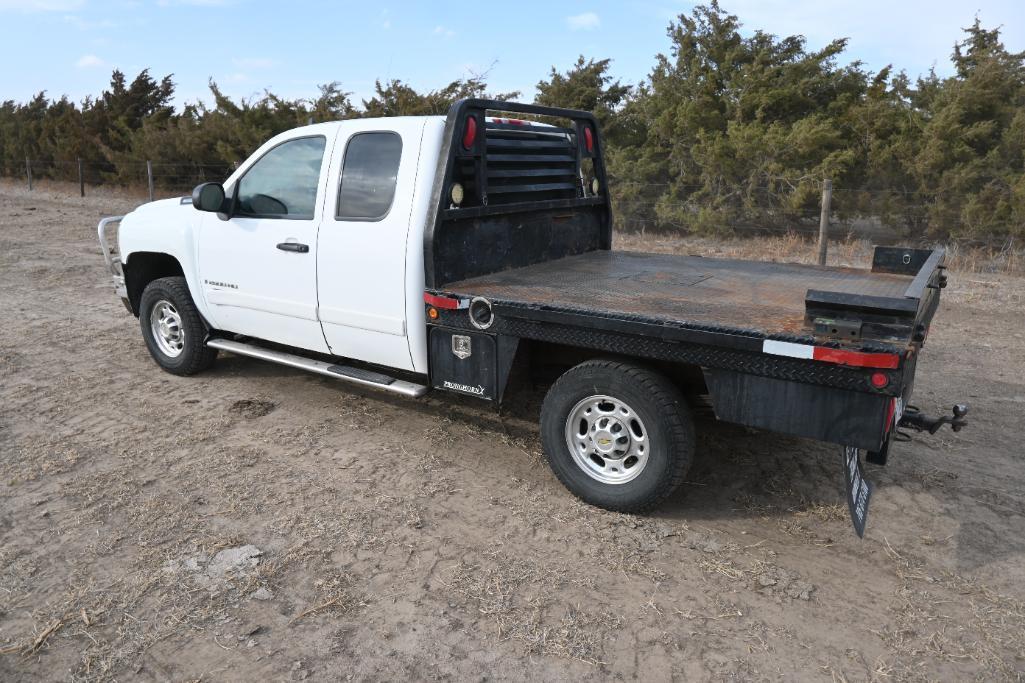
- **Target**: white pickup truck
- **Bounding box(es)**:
[99,99,965,533]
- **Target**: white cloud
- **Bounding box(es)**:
[75,53,105,68]
[232,57,276,69]
[434,25,454,39]
[566,11,599,31]
[63,14,116,30]
[0,0,84,10]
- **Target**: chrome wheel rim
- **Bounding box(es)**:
[565,394,649,485]
[149,299,185,358]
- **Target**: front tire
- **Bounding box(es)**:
[540,360,695,513]
[139,276,217,376]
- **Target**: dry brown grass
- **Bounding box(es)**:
[615,230,1025,275]
[440,551,621,666]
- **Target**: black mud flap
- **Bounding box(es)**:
[843,446,873,538]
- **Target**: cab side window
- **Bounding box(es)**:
[236,136,326,219]
[336,132,403,221]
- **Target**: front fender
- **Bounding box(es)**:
[119,198,218,327]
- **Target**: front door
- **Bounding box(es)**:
[198,134,333,353]
[317,122,424,370]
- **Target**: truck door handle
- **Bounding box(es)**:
[276,242,309,253]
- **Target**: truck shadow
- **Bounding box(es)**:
[659,419,847,525]
[212,357,846,524]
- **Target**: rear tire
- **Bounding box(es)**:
[540,359,695,513]
[139,276,217,376]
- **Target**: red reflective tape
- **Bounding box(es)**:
[424,292,463,310]
[884,398,896,435]
[812,347,900,369]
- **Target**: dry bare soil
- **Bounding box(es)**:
[2,181,1025,681]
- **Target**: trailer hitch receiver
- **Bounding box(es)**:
[899,403,968,435]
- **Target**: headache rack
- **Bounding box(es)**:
[470,120,579,204]
[424,99,613,289]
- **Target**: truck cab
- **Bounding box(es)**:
[114,115,445,373]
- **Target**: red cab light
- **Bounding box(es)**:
[462,116,477,150]
[583,126,594,153]
[870,372,889,389]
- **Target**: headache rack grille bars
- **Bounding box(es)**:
[438,99,609,211]
[423,99,614,288]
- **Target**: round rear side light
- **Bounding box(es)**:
[450,182,464,206]
[870,372,889,389]
[462,116,477,150]
[583,126,594,153]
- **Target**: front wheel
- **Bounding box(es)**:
[540,359,695,513]
[139,276,217,375]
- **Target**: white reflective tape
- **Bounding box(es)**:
[762,339,815,359]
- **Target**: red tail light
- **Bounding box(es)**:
[462,116,477,150]
[583,126,594,153]
[870,372,889,389]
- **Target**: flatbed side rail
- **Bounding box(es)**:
[425,290,904,397]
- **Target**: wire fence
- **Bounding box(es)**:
[0,158,237,201]
[2,158,1021,252]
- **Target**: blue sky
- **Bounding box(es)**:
[1,0,1023,109]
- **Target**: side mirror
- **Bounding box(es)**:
[191,182,227,213]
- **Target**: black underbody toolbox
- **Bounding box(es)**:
[429,328,497,400]
[428,327,519,402]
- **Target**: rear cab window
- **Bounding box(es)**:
[336,132,403,221]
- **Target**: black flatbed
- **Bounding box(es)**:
[418,99,964,518]
[444,250,932,347]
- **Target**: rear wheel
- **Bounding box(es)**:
[540,359,695,513]
[139,276,217,375]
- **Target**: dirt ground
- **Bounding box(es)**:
[2,180,1024,682]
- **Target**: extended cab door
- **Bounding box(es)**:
[316,120,426,370]
[198,132,334,353]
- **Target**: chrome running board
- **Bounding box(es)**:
[206,338,429,398]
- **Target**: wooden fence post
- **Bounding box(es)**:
[147,160,155,202]
[817,179,832,266]
[26,158,32,191]
[78,158,85,197]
